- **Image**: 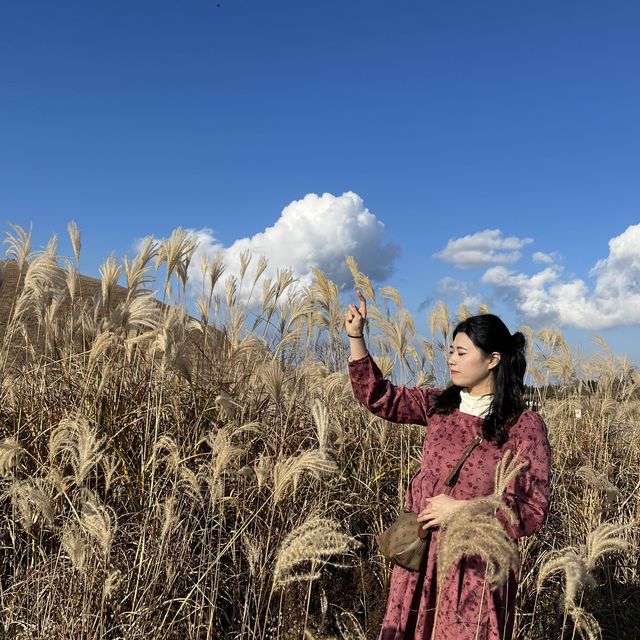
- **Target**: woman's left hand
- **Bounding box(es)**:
[417,494,468,530]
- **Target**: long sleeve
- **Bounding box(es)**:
[347,351,442,426]
[496,412,552,540]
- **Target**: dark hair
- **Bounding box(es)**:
[427,313,527,446]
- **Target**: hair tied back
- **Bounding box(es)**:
[511,331,526,352]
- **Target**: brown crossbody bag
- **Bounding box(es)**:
[376,433,483,572]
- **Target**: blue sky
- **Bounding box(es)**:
[1,1,639,367]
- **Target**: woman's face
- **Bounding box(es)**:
[448,331,500,392]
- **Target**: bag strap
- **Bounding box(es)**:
[443,434,483,495]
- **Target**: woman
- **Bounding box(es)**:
[344,290,552,640]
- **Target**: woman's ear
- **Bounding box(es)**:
[488,352,501,370]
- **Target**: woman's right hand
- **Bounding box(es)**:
[345,290,367,335]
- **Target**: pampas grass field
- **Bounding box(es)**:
[0,223,638,639]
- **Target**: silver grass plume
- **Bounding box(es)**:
[160,495,180,541]
[272,449,339,504]
[311,397,334,450]
[252,254,268,288]
[13,234,66,322]
[49,414,106,486]
[208,250,226,292]
[239,248,251,281]
[576,465,621,512]
[108,292,160,335]
[436,448,527,591]
[213,390,242,422]
[152,434,182,474]
[253,452,274,491]
[241,529,265,579]
[536,549,596,608]
[272,514,361,588]
[3,222,32,271]
[61,522,91,572]
[584,522,630,573]
[456,303,473,323]
[177,466,202,504]
[124,236,159,294]
[345,255,376,304]
[0,438,25,477]
[536,522,631,609]
[104,569,123,599]
[156,227,199,295]
[568,605,603,640]
[79,492,116,561]
[379,285,403,308]
[67,220,81,263]
[99,254,122,309]
[225,274,237,309]
[3,477,55,531]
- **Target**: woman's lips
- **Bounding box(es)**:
[451,370,459,374]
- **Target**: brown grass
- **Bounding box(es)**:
[0,226,638,639]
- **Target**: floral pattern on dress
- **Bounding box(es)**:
[348,352,552,639]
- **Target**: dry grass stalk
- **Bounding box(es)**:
[335,610,367,640]
[161,495,179,541]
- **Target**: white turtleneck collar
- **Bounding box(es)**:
[459,388,494,418]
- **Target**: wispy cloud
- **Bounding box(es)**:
[532,251,562,265]
[433,229,534,269]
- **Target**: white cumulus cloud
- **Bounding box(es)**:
[480,223,640,329]
[145,191,400,307]
[433,229,534,269]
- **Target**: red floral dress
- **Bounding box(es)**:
[348,352,552,640]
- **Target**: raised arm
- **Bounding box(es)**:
[496,411,552,540]
[348,351,442,426]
